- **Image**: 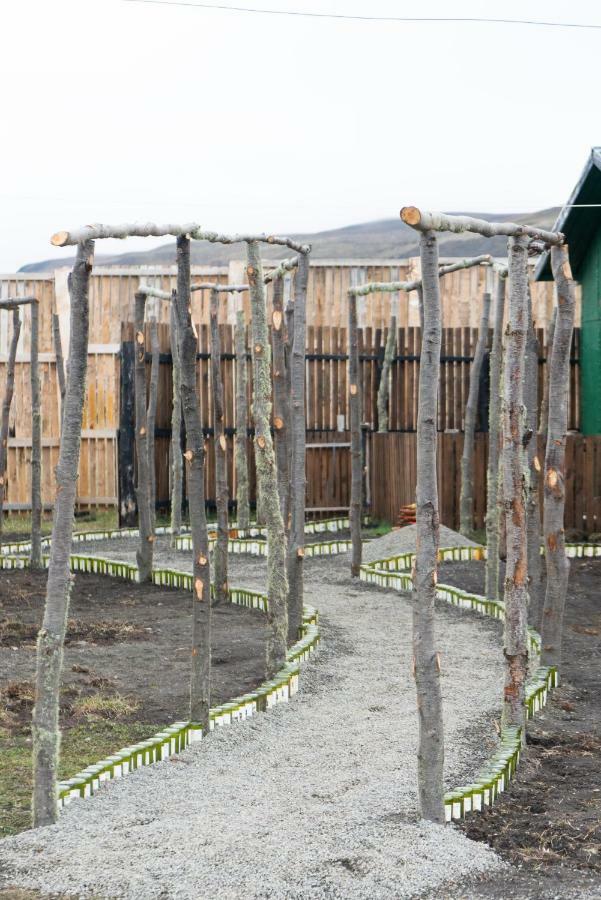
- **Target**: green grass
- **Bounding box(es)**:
[0,721,161,837]
[3,509,120,539]
[363,520,392,538]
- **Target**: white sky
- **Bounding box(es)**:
[0,0,599,270]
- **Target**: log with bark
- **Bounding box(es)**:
[52,312,66,426]
[32,241,94,826]
[459,290,491,537]
[287,252,309,641]
[400,208,564,245]
[348,286,362,577]
[147,317,160,534]
[412,229,445,824]
[52,223,310,255]
[30,300,42,568]
[210,287,229,606]
[0,308,21,547]
[541,245,576,669]
[501,235,530,735]
[235,310,250,529]
[524,289,543,628]
[174,236,212,729]
[246,241,288,675]
[134,292,154,582]
[377,315,397,433]
[169,297,183,542]
[539,306,556,439]
[485,271,506,602]
[271,274,290,522]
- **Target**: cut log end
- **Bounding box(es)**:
[219,434,227,451]
[50,230,69,247]
[272,310,282,331]
[400,206,421,227]
[274,416,284,430]
[184,450,194,461]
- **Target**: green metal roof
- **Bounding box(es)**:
[535,147,601,281]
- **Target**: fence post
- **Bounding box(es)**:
[118,336,137,527]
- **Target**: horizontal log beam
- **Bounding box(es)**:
[0,296,38,309]
[350,254,493,295]
[190,283,249,293]
[263,257,299,283]
[400,207,564,245]
[51,223,311,254]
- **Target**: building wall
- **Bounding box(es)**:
[579,227,601,434]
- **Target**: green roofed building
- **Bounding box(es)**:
[536,147,601,435]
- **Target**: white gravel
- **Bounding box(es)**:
[0,526,507,898]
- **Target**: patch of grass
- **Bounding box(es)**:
[0,720,161,837]
[3,508,120,540]
[72,694,139,721]
[0,618,146,648]
[363,520,392,538]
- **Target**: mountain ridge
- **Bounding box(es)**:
[20,208,560,272]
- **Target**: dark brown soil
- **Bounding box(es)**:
[436,557,601,899]
[0,568,268,733]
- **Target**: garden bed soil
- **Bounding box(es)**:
[0,567,268,732]
[437,557,601,898]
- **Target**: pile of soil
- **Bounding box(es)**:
[437,557,601,897]
[0,568,269,732]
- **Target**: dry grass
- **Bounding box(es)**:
[72,694,139,721]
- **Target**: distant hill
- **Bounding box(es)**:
[20,208,560,272]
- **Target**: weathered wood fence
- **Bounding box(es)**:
[0,264,578,518]
[370,432,601,535]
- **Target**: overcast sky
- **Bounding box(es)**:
[0,0,599,270]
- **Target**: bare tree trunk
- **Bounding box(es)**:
[52,312,66,430]
[485,274,506,601]
[235,310,250,529]
[501,235,530,735]
[271,275,290,522]
[146,319,160,533]
[210,288,229,606]
[377,316,396,433]
[287,253,309,642]
[169,299,183,543]
[541,245,576,669]
[0,308,21,547]
[175,237,211,728]
[30,301,42,569]
[246,241,288,675]
[349,290,362,576]
[413,229,445,824]
[417,284,424,333]
[134,293,153,582]
[32,240,93,827]
[524,290,543,629]
[539,306,556,438]
[460,292,491,537]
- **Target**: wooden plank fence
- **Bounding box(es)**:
[370,432,601,535]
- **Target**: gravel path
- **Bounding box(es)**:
[0,527,507,898]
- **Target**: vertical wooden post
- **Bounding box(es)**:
[460,290,491,537]
[234,309,250,528]
[287,253,308,640]
[30,300,42,568]
[52,312,66,430]
[32,240,93,827]
[134,292,153,582]
[174,236,211,729]
[169,297,183,542]
[413,229,445,824]
[271,275,290,522]
[524,289,542,627]
[0,308,21,545]
[146,317,160,533]
[377,315,397,432]
[210,288,229,606]
[349,286,362,576]
[541,244,576,669]
[485,272,506,601]
[501,234,530,736]
[118,336,137,527]
[246,241,288,676]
